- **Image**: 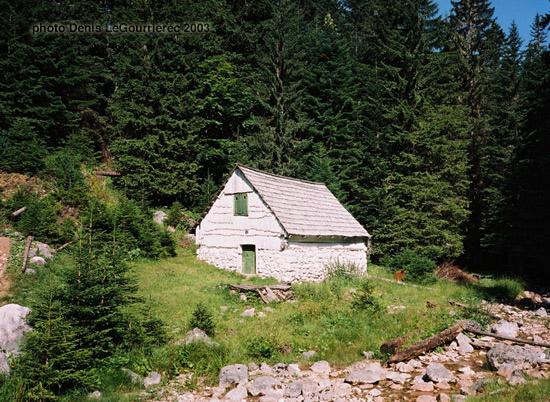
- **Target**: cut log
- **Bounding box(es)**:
[386,323,464,364]
[229,283,293,303]
[55,240,75,252]
[21,235,34,274]
[10,207,27,219]
[229,283,292,292]
[463,326,550,348]
[94,170,120,177]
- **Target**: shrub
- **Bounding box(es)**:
[351,280,383,314]
[245,336,279,359]
[386,249,437,285]
[325,259,363,281]
[189,302,215,336]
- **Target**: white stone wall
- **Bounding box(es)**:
[196,170,368,282]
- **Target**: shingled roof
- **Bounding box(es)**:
[237,166,370,238]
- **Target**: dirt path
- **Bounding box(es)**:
[0,236,11,303]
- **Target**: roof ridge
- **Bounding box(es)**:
[237,165,326,186]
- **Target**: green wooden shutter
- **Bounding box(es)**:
[242,245,256,274]
[234,193,248,216]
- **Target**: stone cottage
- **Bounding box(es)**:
[195,165,370,282]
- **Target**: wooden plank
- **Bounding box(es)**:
[229,283,292,292]
[10,207,27,219]
[21,235,34,274]
[463,326,550,348]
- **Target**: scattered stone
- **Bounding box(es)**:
[225,385,248,401]
[470,379,493,393]
[185,328,220,347]
[167,226,176,233]
[487,343,546,370]
[219,364,248,389]
[386,371,410,384]
[450,395,467,402]
[458,366,476,376]
[507,370,527,386]
[0,304,32,355]
[437,393,451,402]
[153,211,167,225]
[264,307,274,313]
[122,368,143,385]
[248,376,282,396]
[260,362,274,376]
[411,381,434,392]
[88,391,102,399]
[369,388,382,397]
[29,256,46,266]
[449,310,456,316]
[497,363,515,377]
[303,350,317,358]
[240,294,247,301]
[363,351,375,359]
[248,362,258,372]
[535,307,548,317]
[0,352,9,375]
[144,371,161,387]
[491,319,519,338]
[425,363,457,383]
[396,362,414,373]
[456,333,474,354]
[435,382,450,390]
[257,312,267,318]
[310,360,331,375]
[416,395,437,402]
[345,363,385,385]
[259,389,284,402]
[287,363,300,375]
[25,268,35,274]
[410,360,424,369]
[220,306,228,312]
[526,369,545,378]
[241,308,255,317]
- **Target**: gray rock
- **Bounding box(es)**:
[0,352,9,375]
[507,370,527,386]
[283,380,306,398]
[248,362,259,372]
[411,382,434,392]
[425,363,457,383]
[416,396,437,402]
[37,243,54,259]
[470,379,493,393]
[241,308,255,317]
[259,389,284,402]
[220,306,228,312]
[25,268,36,274]
[0,304,32,355]
[396,362,414,373]
[264,307,274,313]
[438,394,451,402]
[487,343,546,370]
[386,371,410,384]
[491,319,519,338]
[288,363,300,375]
[225,385,248,401]
[535,307,548,317]
[497,363,515,377]
[88,391,102,399]
[185,327,220,347]
[257,312,267,318]
[144,371,161,387]
[450,395,467,402]
[240,294,247,301]
[121,368,143,385]
[29,256,46,266]
[248,376,282,396]
[260,362,274,375]
[153,211,167,225]
[310,360,331,375]
[456,333,474,354]
[219,364,248,389]
[363,351,375,359]
[344,364,385,385]
[302,350,317,358]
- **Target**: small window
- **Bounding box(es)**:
[234,193,248,216]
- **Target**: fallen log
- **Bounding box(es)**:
[386,323,464,364]
[94,170,120,177]
[55,240,75,252]
[10,207,27,219]
[21,235,34,274]
[463,326,550,348]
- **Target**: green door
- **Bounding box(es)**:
[242,245,256,274]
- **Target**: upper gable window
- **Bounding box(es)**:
[234,193,248,216]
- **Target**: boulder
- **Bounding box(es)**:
[153,211,167,225]
[185,328,220,347]
[344,364,385,385]
[241,308,255,317]
[29,243,54,260]
[310,360,331,375]
[438,394,451,402]
[487,343,546,370]
[535,307,548,317]
[219,364,248,389]
[144,371,162,387]
[29,256,46,266]
[411,382,434,392]
[386,371,410,384]
[247,376,282,396]
[456,333,474,354]
[507,370,527,386]
[0,304,32,354]
[425,363,457,383]
[225,385,248,401]
[416,396,437,402]
[396,362,414,373]
[260,362,274,375]
[302,350,317,358]
[0,352,9,375]
[491,320,519,338]
[121,368,143,385]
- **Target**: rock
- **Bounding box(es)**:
[153,211,167,225]
[458,366,476,376]
[410,360,424,369]
[487,343,546,370]
[88,391,102,399]
[260,362,274,376]
[259,389,284,402]
[248,362,259,372]
[491,319,519,338]
[257,312,267,318]
[0,304,32,355]
[369,388,382,397]
[396,362,414,373]
[507,369,527,386]
[450,395,467,402]
[0,352,9,375]
[25,268,35,274]
[29,256,46,266]
[225,385,248,401]
[283,380,308,398]
[411,381,434,392]
[185,328,220,347]
[303,350,317,358]
[310,360,331,375]
[435,382,450,390]
[497,363,515,377]
[345,364,385,385]
[363,351,375,359]
[386,371,410,384]
[264,307,274,313]
[288,363,300,375]
[122,368,143,385]
[526,369,545,378]
[248,376,282,396]
[456,333,474,354]
[241,308,255,317]
[425,363,457,383]
[438,394,451,402]
[144,371,161,387]
[470,379,493,393]
[220,306,228,312]
[167,226,176,233]
[416,396,437,402]
[240,294,247,301]
[535,307,548,317]
[219,364,248,389]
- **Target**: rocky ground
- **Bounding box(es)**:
[137,293,550,402]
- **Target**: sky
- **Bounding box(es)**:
[436,0,549,44]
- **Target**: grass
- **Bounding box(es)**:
[134,245,525,384]
[469,378,550,401]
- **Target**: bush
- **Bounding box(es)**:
[245,336,279,359]
[189,302,215,336]
[387,249,437,285]
[325,259,363,281]
[351,280,383,314]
